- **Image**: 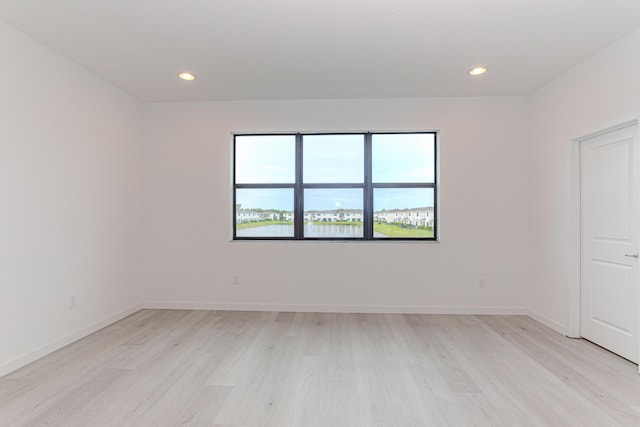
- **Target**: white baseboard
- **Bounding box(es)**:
[0,303,142,378]
[144,300,527,315]
[526,309,567,335]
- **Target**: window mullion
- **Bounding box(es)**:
[364,133,373,239]
[295,133,303,239]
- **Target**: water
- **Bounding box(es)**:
[236,224,386,238]
[306,224,363,238]
[236,224,294,238]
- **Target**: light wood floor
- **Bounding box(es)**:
[1,310,639,426]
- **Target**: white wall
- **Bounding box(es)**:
[141,97,529,312]
[0,21,143,376]
[527,28,640,333]
[13,9,633,377]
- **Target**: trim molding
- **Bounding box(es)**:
[527,309,567,335]
[144,300,527,315]
[0,303,142,378]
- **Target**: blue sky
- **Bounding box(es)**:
[235,133,435,211]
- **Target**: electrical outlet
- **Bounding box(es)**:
[232,275,240,285]
[69,295,76,308]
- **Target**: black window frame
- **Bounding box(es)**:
[233,131,438,241]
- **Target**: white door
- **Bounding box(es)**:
[580,124,639,363]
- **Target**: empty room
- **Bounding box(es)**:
[2,0,640,425]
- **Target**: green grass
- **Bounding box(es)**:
[236,220,292,229]
[374,223,434,238]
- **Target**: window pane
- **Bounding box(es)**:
[303,134,364,183]
[304,189,363,238]
[235,135,295,183]
[235,189,294,237]
[373,188,434,238]
[372,133,435,183]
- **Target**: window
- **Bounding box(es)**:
[233,132,437,240]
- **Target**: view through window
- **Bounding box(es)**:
[233,132,437,240]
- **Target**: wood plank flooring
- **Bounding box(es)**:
[1,310,639,426]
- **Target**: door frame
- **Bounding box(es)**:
[569,118,640,369]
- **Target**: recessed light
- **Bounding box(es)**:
[178,72,196,81]
[468,66,487,76]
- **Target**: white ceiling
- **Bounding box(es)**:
[1,0,640,102]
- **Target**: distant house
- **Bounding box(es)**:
[239,207,433,227]
[261,210,280,221]
[343,210,363,222]
[305,209,363,222]
[374,207,434,228]
[236,209,261,223]
[237,209,293,222]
